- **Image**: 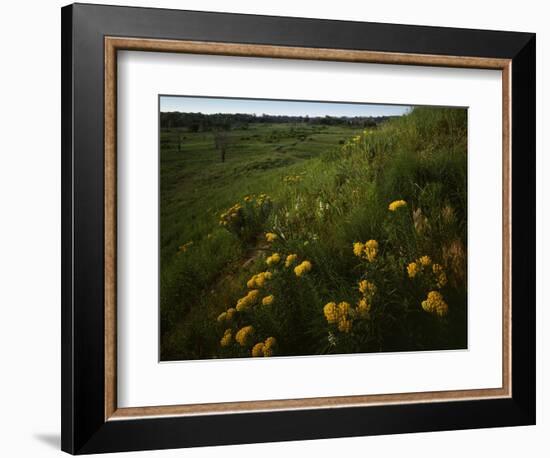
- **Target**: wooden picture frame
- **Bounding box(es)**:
[62,3,535,454]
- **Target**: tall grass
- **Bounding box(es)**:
[160,107,467,360]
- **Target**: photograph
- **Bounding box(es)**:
[159,95,468,361]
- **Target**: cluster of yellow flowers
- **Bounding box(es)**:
[265,232,278,242]
[220,329,232,347]
[251,336,277,357]
[262,294,274,306]
[236,289,260,312]
[388,199,407,212]
[217,307,236,323]
[219,203,242,227]
[407,256,447,288]
[357,279,376,317]
[235,325,255,346]
[407,255,432,278]
[285,254,298,267]
[255,193,271,208]
[323,242,382,333]
[358,279,376,296]
[353,239,379,262]
[266,253,281,266]
[178,241,193,254]
[247,271,272,289]
[421,291,449,317]
[294,260,312,277]
[406,255,449,314]
[323,302,353,333]
[283,174,303,184]
[242,193,272,207]
[432,263,448,288]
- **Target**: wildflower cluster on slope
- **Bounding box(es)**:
[236,290,260,312]
[323,301,353,333]
[266,253,281,266]
[217,307,236,323]
[219,203,242,227]
[285,254,298,267]
[235,325,255,346]
[247,271,272,289]
[353,239,379,262]
[251,336,277,357]
[407,254,449,315]
[261,294,274,306]
[357,279,376,317]
[294,260,312,277]
[421,291,449,317]
[407,255,432,278]
[220,329,232,347]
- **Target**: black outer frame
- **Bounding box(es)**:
[61,3,535,454]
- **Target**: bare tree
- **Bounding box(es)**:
[214,130,230,163]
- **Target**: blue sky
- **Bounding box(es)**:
[160,95,411,118]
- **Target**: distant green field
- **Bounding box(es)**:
[160,109,467,361]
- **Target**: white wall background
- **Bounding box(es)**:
[0,0,545,456]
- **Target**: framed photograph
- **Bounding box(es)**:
[61,3,536,454]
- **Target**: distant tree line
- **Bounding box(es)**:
[160,111,397,131]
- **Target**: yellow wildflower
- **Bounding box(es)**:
[388,200,407,211]
[262,295,274,306]
[432,263,448,288]
[407,262,419,278]
[421,291,449,317]
[266,253,281,266]
[419,255,431,267]
[353,242,364,257]
[247,271,272,289]
[265,232,278,242]
[219,203,243,227]
[323,302,339,324]
[364,239,378,262]
[285,253,298,267]
[264,336,277,349]
[358,279,376,297]
[357,297,371,316]
[216,312,227,323]
[337,301,351,316]
[263,337,277,357]
[236,289,260,311]
[294,260,312,277]
[235,325,254,346]
[220,329,232,347]
[338,317,352,333]
[226,308,236,320]
[251,342,265,357]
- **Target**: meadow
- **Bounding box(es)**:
[160,106,467,361]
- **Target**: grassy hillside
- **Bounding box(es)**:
[160,107,467,360]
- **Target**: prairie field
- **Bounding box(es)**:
[160,106,467,361]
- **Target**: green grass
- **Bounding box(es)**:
[160,108,467,361]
